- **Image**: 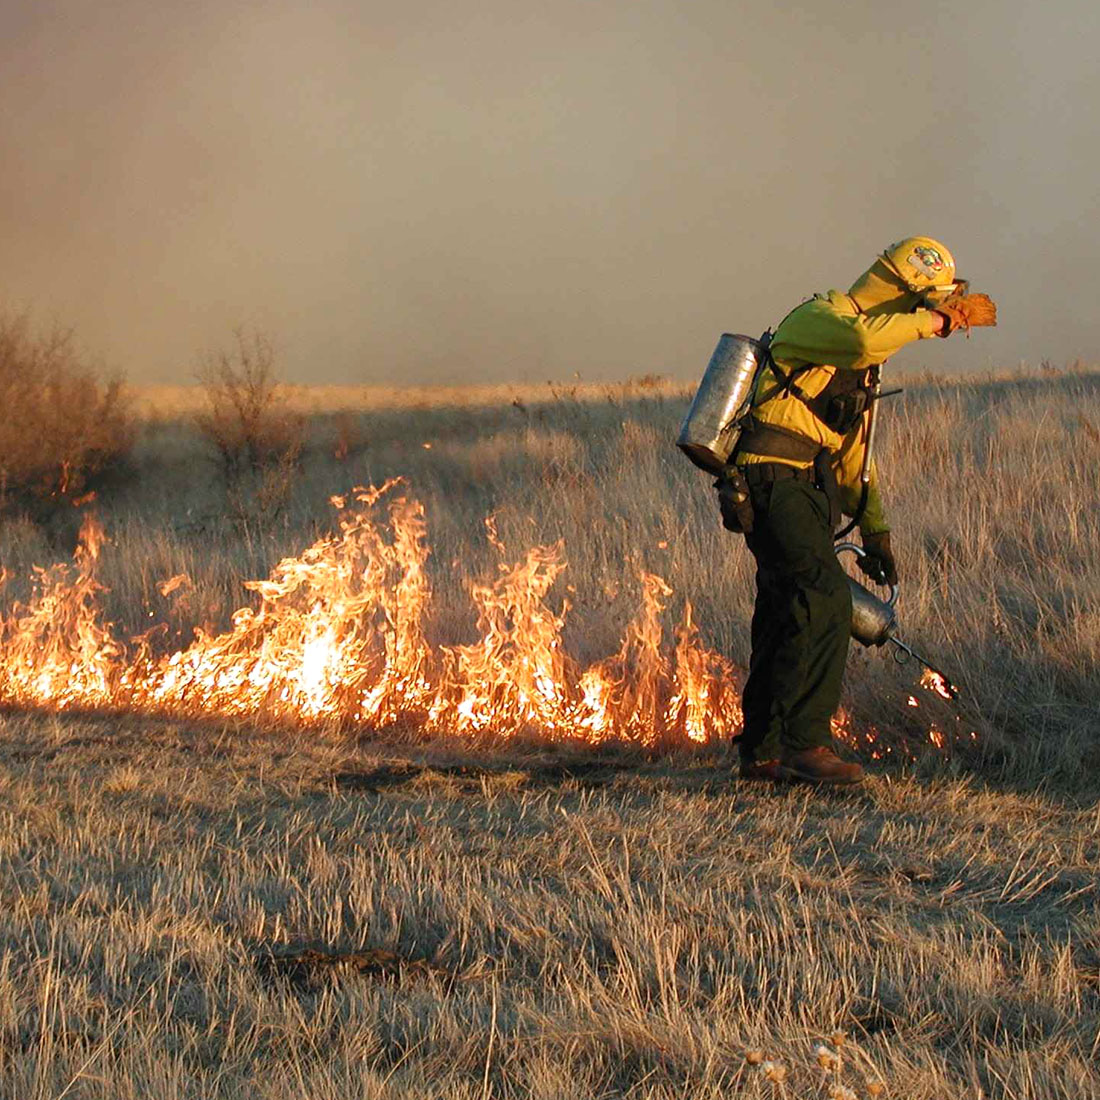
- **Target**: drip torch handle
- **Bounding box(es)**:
[835,542,899,607]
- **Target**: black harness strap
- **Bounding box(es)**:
[755,341,814,407]
[757,342,873,434]
[736,417,822,463]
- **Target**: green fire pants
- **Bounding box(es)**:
[739,471,852,762]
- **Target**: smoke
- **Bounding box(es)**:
[1,0,1096,384]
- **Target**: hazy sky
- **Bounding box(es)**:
[2,0,1097,385]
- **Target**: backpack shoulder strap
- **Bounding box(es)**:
[756,338,816,406]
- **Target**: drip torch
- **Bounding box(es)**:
[835,543,960,698]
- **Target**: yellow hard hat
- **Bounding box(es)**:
[878,237,964,305]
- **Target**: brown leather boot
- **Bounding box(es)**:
[781,746,864,785]
[740,758,786,782]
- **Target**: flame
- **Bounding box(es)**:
[158,573,191,598]
[665,599,741,744]
[0,513,122,708]
[920,666,955,701]
[0,482,962,757]
[0,484,743,746]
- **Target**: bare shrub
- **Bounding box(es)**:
[0,315,133,523]
[194,329,305,517]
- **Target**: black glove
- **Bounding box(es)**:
[859,531,897,586]
[714,467,754,534]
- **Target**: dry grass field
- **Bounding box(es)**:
[1,367,1099,1097]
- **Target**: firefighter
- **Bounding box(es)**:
[718,237,996,784]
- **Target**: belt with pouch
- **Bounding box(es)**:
[741,462,814,485]
[735,418,841,524]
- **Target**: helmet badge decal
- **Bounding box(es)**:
[907,245,947,279]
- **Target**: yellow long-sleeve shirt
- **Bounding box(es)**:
[740,290,941,534]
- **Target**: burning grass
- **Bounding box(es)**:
[0,481,740,743]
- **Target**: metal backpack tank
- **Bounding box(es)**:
[676,333,766,475]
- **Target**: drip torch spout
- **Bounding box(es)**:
[887,636,961,700]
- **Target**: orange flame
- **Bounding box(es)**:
[0,513,122,708]
[920,667,954,701]
[0,484,743,746]
[158,574,191,598]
